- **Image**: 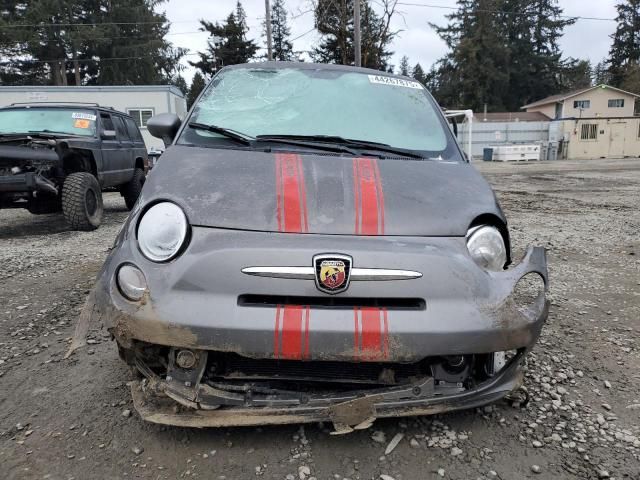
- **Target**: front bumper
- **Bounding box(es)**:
[91,227,549,362]
[83,225,548,426]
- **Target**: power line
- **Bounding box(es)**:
[396,2,617,22]
[290,27,316,42]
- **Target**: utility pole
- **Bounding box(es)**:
[265,0,273,61]
[354,0,361,67]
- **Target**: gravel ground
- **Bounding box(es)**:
[0,157,639,480]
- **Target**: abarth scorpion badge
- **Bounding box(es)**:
[313,254,352,294]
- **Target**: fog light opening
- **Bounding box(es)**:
[116,264,148,301]
[513,272,545,312]
[176,349,197,369]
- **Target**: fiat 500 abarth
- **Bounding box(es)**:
[85,62,548,430]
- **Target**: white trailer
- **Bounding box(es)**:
[0,85,187,152]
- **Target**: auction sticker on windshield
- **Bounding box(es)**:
[368,75,423,89]
[72,112,97,121]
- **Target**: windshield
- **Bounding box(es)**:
[0,108,97,137]
[180,67,460,158]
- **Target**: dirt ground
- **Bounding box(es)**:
[1,157,639,480]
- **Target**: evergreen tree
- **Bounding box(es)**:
[412,63,426,84]
[312,0,396,70]
[187,71,207,109]
[428,0,574,110]
[268,0,294,61]
[192,1,258,76]
[559,59,592,91]
[398,55,410,76]
[594,60,612,85]
[0,0,185,86]
[171,75,189,96]
[607,0,640,87]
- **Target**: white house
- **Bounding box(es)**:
[0,85,187,151]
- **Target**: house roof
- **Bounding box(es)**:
[521,84,640,110]
[480,111,550,122]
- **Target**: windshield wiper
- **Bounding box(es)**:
[256,134,425,159]
[188,122,254,146]
[254,136,358,156]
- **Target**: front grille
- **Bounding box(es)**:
[238,294,426,310]
[206,352,429,386]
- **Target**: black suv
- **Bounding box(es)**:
[0,103,148,230]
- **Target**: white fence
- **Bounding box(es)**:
[456,120,550,158]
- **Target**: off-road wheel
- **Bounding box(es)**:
[122,168,145,210]
[61,172,103,230]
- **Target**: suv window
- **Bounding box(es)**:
[125,117,144,142]
[113,116,130,141]
[100,113,114,132]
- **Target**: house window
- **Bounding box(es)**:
[580,123,598,140]
[573,100,590,109]
[608,99,625,108]
[127,109,154,128]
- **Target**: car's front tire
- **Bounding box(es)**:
[122,168,145,211]
[61,172,103,230]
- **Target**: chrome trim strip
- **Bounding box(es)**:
[241,266,422,281]
[241,266,315,280]
[351,268,423,280]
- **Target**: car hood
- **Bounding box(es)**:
[140,145,504,237]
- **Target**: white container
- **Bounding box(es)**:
[490,144,541,161]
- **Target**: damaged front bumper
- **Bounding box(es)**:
[131,348,526,429]
[80,227,548,427]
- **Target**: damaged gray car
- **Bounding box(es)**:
[82,62,549,431]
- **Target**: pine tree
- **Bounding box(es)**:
[607,0,640,88]
[312,0,396,70]
[268,0,294,61]
[593,60,612,85]
[412,63,426,84]
[171,75,189,96]
[0,0,185,86]
[187,71,207,109]
[428,0,574,111]
[192,1,258,76]
[559,59,592,91]
[398,55,410,76]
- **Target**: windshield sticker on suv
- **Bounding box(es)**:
[368,75,423,89]
[72,112,97,121]
[74,119,91,129]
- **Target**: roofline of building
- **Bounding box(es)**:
[521,84,640,110]
[0,84,185,98]
[551,115,640,121]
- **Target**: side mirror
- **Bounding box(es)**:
[147,113,182,147]
[101,129,116,140]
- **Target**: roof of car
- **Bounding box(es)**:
[224,61,416,80]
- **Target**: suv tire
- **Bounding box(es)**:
[122,168,145,210]
[62,172,103,230]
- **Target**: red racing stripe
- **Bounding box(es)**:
[275,153,308,233]
[353,307,389,361]
[274,305,311,360]
[274,155,309,359]
[353,158,385,235]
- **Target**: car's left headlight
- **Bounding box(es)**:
[466,225,507,271]
[137,201,188,262]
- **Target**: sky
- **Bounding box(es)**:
[161,0,620,84]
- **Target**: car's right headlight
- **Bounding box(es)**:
[137,202,188,262]
[466,225,507,271]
